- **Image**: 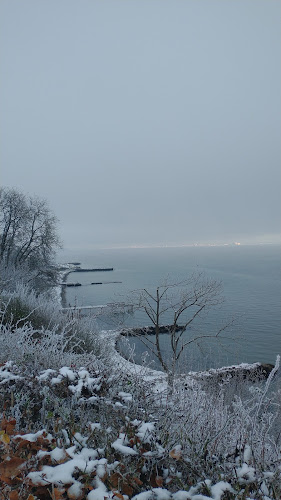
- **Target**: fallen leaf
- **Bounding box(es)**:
[1,418,16,435]
[121,482,133,497]
[9,491,19,500]
[53,488,65,499]
[0,457,26,478]
[0,474,13,485]
[0,431,10,444]
[132,476,143,486]
[155,476,163,487]
[169,446,182,460]
[109,472,121,488]
[112,492,124,500]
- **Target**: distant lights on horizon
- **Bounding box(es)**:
[121,241,243,249]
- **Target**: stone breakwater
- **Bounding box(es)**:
[119,324,186,336]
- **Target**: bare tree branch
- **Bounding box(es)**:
[130,275,234,386]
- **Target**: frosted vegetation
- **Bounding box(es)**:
[0,188,280,499]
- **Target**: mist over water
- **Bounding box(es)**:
[60,244,280,371]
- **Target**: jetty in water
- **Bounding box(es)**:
[62,303,134,315]
[73,267,114,272]
[62,283,82,287]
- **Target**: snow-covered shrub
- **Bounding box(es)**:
[0,257,60,295]
[1,283,63,329]
[0,355,280,499]
[152,357,281,495]
[0,284,102,369]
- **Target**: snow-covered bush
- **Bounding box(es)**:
[0,357,280,499]
[0,284,102,371]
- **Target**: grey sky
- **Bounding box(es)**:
[1,0,280,249]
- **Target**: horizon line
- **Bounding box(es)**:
[61,240,281,252]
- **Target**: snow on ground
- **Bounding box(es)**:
[20,428,246,500]
[0,361,22,384]
[99,330,173,396]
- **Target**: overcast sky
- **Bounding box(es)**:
[1,0,280,249]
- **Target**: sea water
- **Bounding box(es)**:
[60,245,280,371]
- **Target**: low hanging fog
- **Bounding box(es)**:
[1,0,280,249]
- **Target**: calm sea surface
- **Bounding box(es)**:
[60,245,280,371]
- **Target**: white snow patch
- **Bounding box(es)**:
[188,496,210,500]
[59,366,76,381]
[96,459,107,478]
[211,481,234,499]
[37,369,56,381]
[51,376,63,385]
[243,444,252,463]
[172,492,190,500]
[73,432,88,447]
[67,481,84,499]
[112,433,138,456]
[28,450,104,487]
[90,423,101,432]
[131,492,153,500]
[15,429,52,442]
[50,447,67,463]
[0,364,22,384]
[87,477,109,500]
[152,488,172,499]
[236,463,256,483]
[65,445,77,458]
[62,429,70,446]
[136,422,155,443]
[118,391,133,402]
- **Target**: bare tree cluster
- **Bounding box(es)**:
[0,187,61,290]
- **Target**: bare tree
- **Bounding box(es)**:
[130,274,234,385]
[0,188,27,266]
[0,187,61,290]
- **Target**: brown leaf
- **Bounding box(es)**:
[39,454,52,466]
[155,476,163,487]
[0,474,13,485]
[150,473,158,488]
[1,418,8,430]
[53,488,65,499]
[132,476,143,486]
[1,418,16,435]
[0,457,26,477]
[169,446,182,460]
[112,492,124,500]
[109,472,121,488]
[28,488,50,499]
[121,482,133,497]
[9,491,19,500]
